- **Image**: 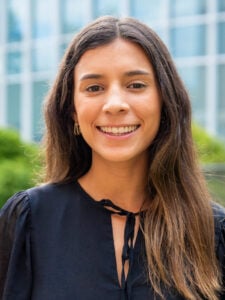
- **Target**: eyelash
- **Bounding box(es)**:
[128,82,146,89]
[85,82,147,93]
[86,85,103,92]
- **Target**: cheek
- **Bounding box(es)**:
[141,99,161,120]
[76,108,96,131]
[75,99,102,122]
[149,96,162,123]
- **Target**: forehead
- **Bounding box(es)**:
[74,38,153,75]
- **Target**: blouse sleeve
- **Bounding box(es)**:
[0,191,32,299]
[213,203,225,299]
[217,220,225,297]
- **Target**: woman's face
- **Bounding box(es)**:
[74,38,161,165]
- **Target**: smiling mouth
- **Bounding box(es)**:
[97,125,140,135]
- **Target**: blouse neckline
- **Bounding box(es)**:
[75,180,144,216]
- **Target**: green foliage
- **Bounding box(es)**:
[0,128,41,208]
[192,124,225,206]
[0,160,35,207]
[192,124,225,163]
[0,128,24,159]
[206,175,225,206]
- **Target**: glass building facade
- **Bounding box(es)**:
[0,0,224,141]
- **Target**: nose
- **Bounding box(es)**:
[102,87,129,114]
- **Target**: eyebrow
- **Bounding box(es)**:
[80,74,103,81]
[124,70,151,76]
[79,70,151,81]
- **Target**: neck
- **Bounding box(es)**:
[78,154,149,212]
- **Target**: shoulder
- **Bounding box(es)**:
[0,191,30,221]
[26,181,81,209]
[0,182,81,220]
[26,181,77,199]
[0,181,84,242]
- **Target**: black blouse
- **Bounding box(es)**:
[0,182,225,300]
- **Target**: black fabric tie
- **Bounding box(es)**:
[99,199,140,299]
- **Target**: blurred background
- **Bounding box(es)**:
[0,0,225,206]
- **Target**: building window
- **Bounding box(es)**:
[31,42,57,72]
[6,83,21,130]
[6,50,23,74]
[60,42,69,59]
[31,0,56,39]
[170,0,206,17]
[217,0,225,12]
[170,25,206,57]
[153,28,169,46]
[178,65,206,126]
[130,0,167,24]
[7,0,27,42]
[217,64,225,137]
[218,22,225,54]
[92,0,123,18]
[60,0,88,34]
[32,81,47,141]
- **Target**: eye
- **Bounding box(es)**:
[86,85,104,92]
[128,82,146,89]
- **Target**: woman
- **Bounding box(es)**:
[0,16,224,300]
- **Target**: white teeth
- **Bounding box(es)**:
[99,125,139,135]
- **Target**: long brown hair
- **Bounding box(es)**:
[42,16,221,299]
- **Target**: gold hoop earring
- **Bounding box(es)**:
[74,123,80,135]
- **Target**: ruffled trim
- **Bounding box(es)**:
[0,191,32,299]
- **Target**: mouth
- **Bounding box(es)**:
[97,125,140,136]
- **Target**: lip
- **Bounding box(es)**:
[96,124,140,137]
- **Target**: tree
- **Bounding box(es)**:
[0,128,41,207]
